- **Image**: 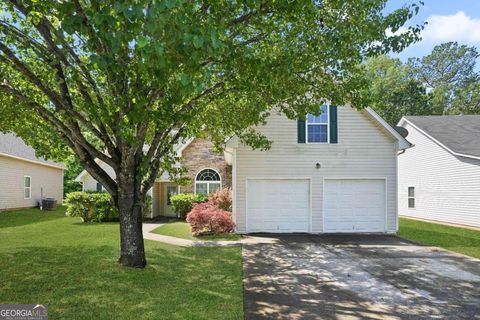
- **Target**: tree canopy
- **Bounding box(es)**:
[364,42,480,126]
[0,0,422,267]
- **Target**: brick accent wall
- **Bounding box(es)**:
[179,138,232,193]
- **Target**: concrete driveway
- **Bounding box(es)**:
[242,235,480,320]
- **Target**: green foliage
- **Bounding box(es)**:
[170,193,207,219]
[0,0,423,170]
[399,218,480,259]
[143,195,152,219]
[363,55,431,125]
[364,43,480,125]
[65,192,118,223]
[63,155,83,196]
[408,42,480,115]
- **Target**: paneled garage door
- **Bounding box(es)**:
[246,179,310,233]
[324,179,386,233]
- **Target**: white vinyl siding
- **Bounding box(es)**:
[234,107,398,233]
[0,155,63,210]
[398,121,480,228]
[81,161,116,192]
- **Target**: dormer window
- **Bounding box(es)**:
[306,105,329,143]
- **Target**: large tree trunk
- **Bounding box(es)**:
[116,167,147,268]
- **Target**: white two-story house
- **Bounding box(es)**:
[78,105,411,233]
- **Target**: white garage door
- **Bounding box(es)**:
[324,179,386,233]
[246,179,310,233]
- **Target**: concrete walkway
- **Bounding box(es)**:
[143,223,242,247]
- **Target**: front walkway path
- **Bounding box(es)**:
[143,223,242,247]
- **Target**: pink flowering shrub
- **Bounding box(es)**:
[186,202,235,236]
[208,188,232,212]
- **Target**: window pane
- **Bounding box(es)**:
[208,183,221,194]
[320,105,329,122]
[408,198,415,208]
[195,183,208,196]
[408,187,414,197]
[307,105,328,124]
[166,186,177,205]
[24,176,30,187]
[307,124,328,143]
[196,169,221,181]
[24,188,30,199]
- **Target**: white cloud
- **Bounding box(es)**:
[386,26,408,37]
[421,11,480,44]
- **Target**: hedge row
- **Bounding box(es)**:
[65,192,152,223]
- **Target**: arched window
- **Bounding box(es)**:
[195,169,221,195]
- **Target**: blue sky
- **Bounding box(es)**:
[385,0,480,61]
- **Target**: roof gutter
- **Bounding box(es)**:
[0,152,64,170]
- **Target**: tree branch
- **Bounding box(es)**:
[141,127,186,197]
[0,81,117,195]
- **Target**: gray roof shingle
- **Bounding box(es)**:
[404,115,480,158]
[0,132,64,168]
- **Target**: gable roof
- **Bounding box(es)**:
[363,107,412,150]
[0,132,64,169]
[400,115,480,160]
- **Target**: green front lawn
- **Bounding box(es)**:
[152,221,241,241]
[0,207,243,319]
[399,217,480,259]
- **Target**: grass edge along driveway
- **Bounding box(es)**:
[399,217,480,259]
[0,207,243,320]
[152,220,241,241]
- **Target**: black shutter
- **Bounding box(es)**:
[329,105,338,144]
[297,118,306,143]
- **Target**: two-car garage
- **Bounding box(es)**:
[245,178,386,233]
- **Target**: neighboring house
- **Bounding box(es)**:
[77,105,410,234]
[398,115,480,228]
[0,133,64,211]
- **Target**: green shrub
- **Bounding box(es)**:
[65,191,118,223]
[92,192,118,222]
[170,193,207,218]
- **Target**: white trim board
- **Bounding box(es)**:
[364,107,411,150]
[0,152,64,170]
